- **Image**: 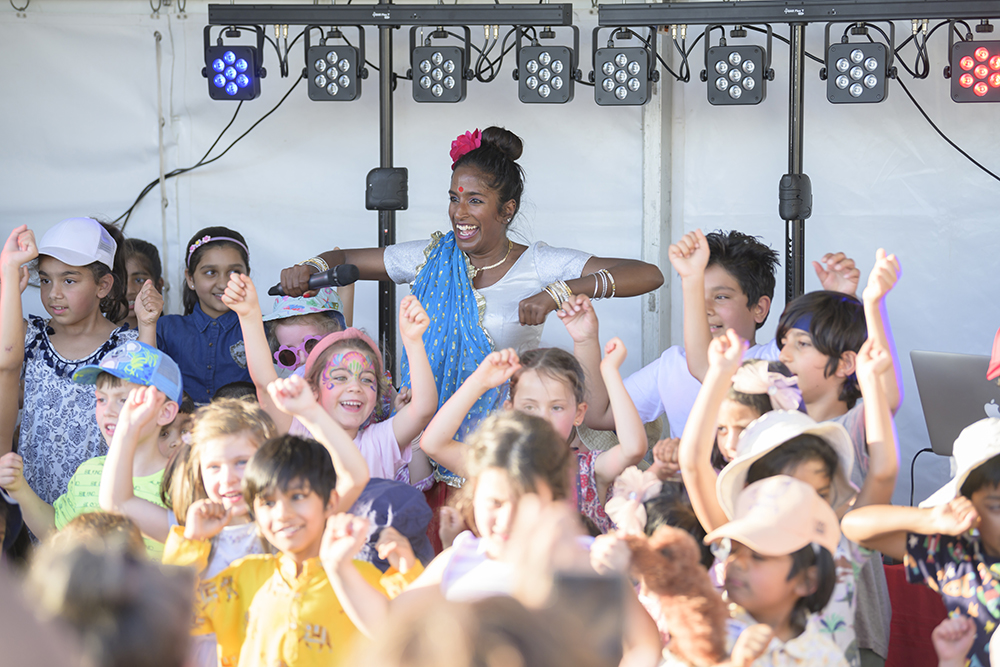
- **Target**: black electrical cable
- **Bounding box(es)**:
[117,75,304,230]
[742,25,825,65]
[613,28,682,81]
[909,447,935,507]
[894,77,1000,183]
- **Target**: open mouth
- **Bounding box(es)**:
[102,423,116,438]
[340,400,363,413]
[455,224,479,240]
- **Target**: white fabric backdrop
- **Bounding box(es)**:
[3,2,999,506]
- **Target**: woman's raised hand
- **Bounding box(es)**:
[279,264,316,298]
[471,348,521,390]
[398,295,430,343]
[222,274,261,318]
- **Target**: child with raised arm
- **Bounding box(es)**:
[841,418,1000,667]
[163,434,412,667]
[223,273,437,487]
[0,341,181,558]
[678,325,898,667]
[418,336,647,532]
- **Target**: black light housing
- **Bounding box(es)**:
[515,26,580,104]
[700,24,773,106]
[202,26,266,101]
[592,27,658,106]
[305,27,366,101]
[409,27,471,103]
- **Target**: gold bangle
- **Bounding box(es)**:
[543,284,562,308]
[297,257,329,273]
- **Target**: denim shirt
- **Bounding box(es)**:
[157,303,250,404]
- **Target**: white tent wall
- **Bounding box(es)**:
[3,2,999,507]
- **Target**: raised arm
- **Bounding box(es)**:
[267,375,370,512]
[519,255,664,326]
[321,514,391,637]
[279,247,391,298]
[840,496,978,561]
[558,294,614,430]
[0,452,55,537]
[671,230,713,383]
[133,280,163,347]
[679,329,746,533]
[861,249,903,414]
[419,349,521,476]
[0,225,33,456]
[98,386,176,541]
[222,274,291,433]
[391,296,438,447]
[593,338,648,497]
[850,338,899,512]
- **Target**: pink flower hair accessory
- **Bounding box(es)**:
[732,360,802,411]
[604,466,663,535]
[450,129,482,168]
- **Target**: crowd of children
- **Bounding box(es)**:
[2,142,998,667]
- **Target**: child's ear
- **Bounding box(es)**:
[836,350,858,378]
[751,295,771,325]
[325,489,340,516]
[574,401,588,426]
[157,400,180,427]
[503,398,513,411]
[795,564,820,599]
[97,273,115,299]
[184,269,194,291]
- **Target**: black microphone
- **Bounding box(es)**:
[268,264,361,296]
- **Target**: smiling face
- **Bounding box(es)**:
[95,380,139,445]
[186,246,247,319]
[717,398,762,461]
[199,432,259,523]
[723,541,806,625]
[704,264,768,343]
[274,321,329,371]
[38,256,111,327]
[448,166,516,260]
[507,369,586,443]
[253,479,335,562]
[317,348,380,436]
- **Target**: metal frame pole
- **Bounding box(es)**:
[786,23,806,301]
[378,15,397,370]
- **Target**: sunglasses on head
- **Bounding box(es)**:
[273,335,325,370]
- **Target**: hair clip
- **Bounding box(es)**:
[450,129,482,168]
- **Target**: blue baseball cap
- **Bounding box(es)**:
[72,341,183,404]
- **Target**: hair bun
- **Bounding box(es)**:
[480,126,523,161]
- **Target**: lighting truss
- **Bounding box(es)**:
[515,26,580,104]
[202,26,265,101]
[591,28,658,106]
[305,27,366,101]
[949,38,1000,101]
[701,25,773,105]
[409,27,471,103]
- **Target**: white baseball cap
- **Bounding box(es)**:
[38,218,116,270]
[920,418,1000,508]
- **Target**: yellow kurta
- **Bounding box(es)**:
[163,526,418,667]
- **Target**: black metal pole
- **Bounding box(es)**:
[786,22,806,301]
[378,17,397,372]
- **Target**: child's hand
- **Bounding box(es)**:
[438,506,465,549]
[393,386,412,412]
[931,615,976,667]
[221,273,262,318]
[1,225,38,274]
[0,452,25,494]
[398,295,430,344]
[707,329,747,377]
[133,280,164,329]
[600,337,627,372]
[862,248,901,305]
[184,499,232,541]
[728,624,774,667]
[320,513,370,572]
[930,497,979,536]
[668,229,710,281]
[855,338,892,387]
[470,348,521,391]
[119,385,167,436]
[267,375,319,417]
[813,252,860,297]
[375,526,416,574]
[556,293,599,344]
[590,533,631,575]
[650,438,681,481]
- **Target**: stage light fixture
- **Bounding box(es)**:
[700,25,772,106]
[202,27,265,101]
[820,23,894,104]
[304,28,366,101]
[949,39,1000,102]
[515,26,580,104]
[592,28,658,106]
[409,29,470,104]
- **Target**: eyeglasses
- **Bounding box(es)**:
[273,335,324,370]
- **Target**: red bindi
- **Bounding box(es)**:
[458,186,463,192]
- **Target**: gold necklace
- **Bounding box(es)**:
[468,239,513,278]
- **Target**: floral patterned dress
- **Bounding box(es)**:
[575,449,615,534]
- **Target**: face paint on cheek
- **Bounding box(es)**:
[321,351,378,392]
